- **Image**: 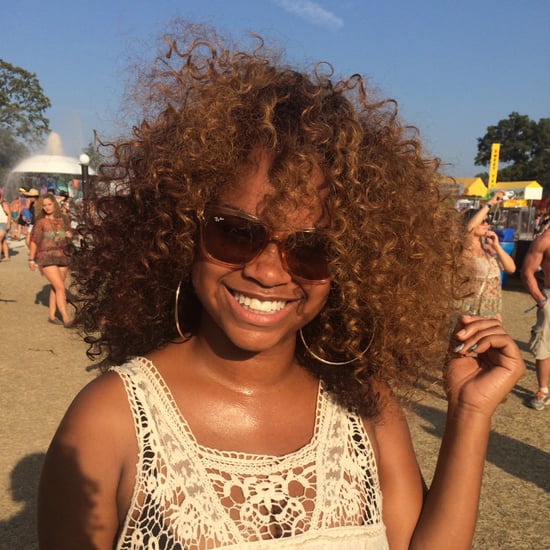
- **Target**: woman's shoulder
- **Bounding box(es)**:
[65,371,130,422]
[40,369,136,495]
[60,358,153,434]
[52,367,141,450]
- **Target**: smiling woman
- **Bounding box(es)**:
[37,20,525,550]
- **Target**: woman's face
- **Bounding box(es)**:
[42,198,56,215]
[473,218,490,238]
[191,152,331,356]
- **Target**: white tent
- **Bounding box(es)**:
[11,155,96,176]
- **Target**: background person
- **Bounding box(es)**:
[28,193,72,326]
[9,190,23,240]
[38,23,524,550]
[23,188,39,248]
[460,191,516,320]
[0,189,11,261]
[522,229,550,410]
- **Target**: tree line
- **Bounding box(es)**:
[475,112,550,193]
[0,59,548,193]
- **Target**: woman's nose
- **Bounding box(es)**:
[241,242,292,286]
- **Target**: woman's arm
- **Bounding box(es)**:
[28,242,38,270]
[372,391,425,549]
[485,231,516,274]
[3,202,11,232]
[408,316,525,549]
[465,191,505,233]
[38,373,133,550]
[28,221,40,270]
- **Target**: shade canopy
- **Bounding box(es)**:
[438,176,488,197]
[11,154,96,176]
[457,177,488,197]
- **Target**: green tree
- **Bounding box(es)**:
[0,59,51,145]
[0,127,28,184]
[82,142,105,172]
[475,112,550,192]
[0,60,51,185]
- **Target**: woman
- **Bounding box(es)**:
[9,191,22,240]
[23,188,39,248]
[28,193,72,326]
[461,191,516,320]
[0,189,11,261]
[38,24,524,549]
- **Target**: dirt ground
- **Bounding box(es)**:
[0,238,548,549]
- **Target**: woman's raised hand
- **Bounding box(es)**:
[446,315,525,415]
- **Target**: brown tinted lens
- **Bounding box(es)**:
[284,232,330,281]
[202,212,267,265]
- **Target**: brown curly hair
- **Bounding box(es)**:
[35,192,64,221]
[72,22,463,416]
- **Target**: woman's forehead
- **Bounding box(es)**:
[220,187,328,230]
[218,150,328,226]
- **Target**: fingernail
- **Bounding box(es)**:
[468,344,478,352]
[453,343,465,353]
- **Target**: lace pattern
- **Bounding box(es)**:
[113,357,388,549]
[460,254,503,318]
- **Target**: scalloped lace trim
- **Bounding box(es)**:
[113,357,388,549]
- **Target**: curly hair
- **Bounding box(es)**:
[72,22,463,416]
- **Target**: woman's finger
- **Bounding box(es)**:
[451,316,502,352]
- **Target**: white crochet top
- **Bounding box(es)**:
[113,357,389,549]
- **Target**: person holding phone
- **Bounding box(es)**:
[460,191,516,320]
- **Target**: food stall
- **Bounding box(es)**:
[487,181,543,269]
[439,176,488,210]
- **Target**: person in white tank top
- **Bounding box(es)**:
[38,22,525,550]
[0,191,11,261]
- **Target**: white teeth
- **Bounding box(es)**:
[233,292,286,314]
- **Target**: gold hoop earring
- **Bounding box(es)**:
[298,328,373,366]
[174,279,186,340]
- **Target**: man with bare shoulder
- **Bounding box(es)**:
[522,229,550,410]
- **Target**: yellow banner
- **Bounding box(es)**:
[503,199,527,208]
[488,143,500,188]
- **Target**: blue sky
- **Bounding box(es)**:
[2,0,548,176]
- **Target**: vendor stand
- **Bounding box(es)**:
[488,181,543,270]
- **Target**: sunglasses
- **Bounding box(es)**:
[482,218,491,224]
[198,205,331,283]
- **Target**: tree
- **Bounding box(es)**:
[0,59,51,145]
[0,127,28,184]
[475,112,550,193]
[0,60,51,185]
[82,142,105,172]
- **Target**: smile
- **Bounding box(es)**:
[232,291,287,314]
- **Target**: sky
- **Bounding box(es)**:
[2,0,549,177]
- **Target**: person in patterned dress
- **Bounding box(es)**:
[460,191,516,320]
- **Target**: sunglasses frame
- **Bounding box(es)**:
[197,204,331,284]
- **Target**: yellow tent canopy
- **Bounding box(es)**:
[438,176,488,197]
[457,177,488,197]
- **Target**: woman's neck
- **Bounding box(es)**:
[465,235,484,254]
